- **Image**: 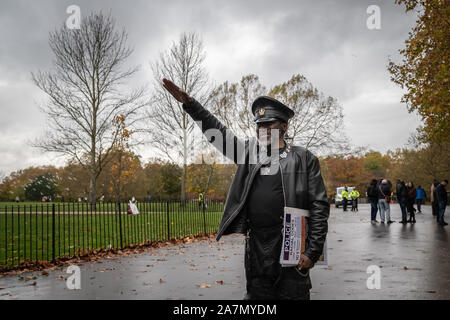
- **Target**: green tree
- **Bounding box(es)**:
[24,173,59,201]
[363,151,392,178]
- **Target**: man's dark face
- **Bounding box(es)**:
[256,120,287,145]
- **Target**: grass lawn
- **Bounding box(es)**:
[0,201,224,268]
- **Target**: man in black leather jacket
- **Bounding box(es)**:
[162,78,330,300]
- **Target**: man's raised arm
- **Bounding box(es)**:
[162,78,246,164]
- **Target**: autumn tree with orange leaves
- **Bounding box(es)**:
[388,0,450,144]
[108,115,141,202]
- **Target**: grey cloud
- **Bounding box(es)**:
[0,0,421,175]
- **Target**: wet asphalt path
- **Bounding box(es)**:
[0,204,449,300]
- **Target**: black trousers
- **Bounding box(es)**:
[416,199,423,212]
[407,200,416,221]
[244,227,311,300]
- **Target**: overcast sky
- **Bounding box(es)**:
[0,0,421,176]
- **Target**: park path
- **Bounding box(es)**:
[0,204,449,299]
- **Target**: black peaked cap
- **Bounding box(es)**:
[251,96,295,123]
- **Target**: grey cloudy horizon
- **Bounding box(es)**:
[0,0,422,176]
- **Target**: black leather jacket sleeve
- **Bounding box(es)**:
[303,153,330,263]
[182,99,246,164]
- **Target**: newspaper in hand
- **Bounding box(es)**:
[279,206,328,266]
[280,207,309,267]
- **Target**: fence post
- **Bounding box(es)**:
[202,200,207,235]
[51,203,55,262]
[166,201,170,240]
[118,202,123,249]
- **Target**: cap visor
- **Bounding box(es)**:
[254,117,279,123]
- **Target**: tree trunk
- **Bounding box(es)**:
[89,131,97,206]
[181,112,187,202]
[203,164,214,196]
[89,169,96,206]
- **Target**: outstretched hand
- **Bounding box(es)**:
[162,78,194,105]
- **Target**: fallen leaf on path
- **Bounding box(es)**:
[215,280,224,285]
[198,283,211,288]
[327,266,333,270]
[159,279,165,283]
[41,271,49,276]
[231,281,240,285]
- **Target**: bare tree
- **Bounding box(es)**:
[270,74,349,155]
[209,74,266,140]
[210,74,349,155]
[148,32,212,201]
[32,12,147,204]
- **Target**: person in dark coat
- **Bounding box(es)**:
[367,179,379,222]
[162,78,329,300]
[397,180,408,224]
[436,180,448,226]
[406,182,417,223]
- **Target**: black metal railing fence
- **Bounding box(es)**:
[0,199,224,270]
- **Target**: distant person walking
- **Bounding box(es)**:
[431,179,439,218]
[406,182,417,223]
[367,179,379,222]
[415,185,426,213]
[378,179,394,224]
[397,180,408,224]
[342,187,349,212]
[350,189,359,212]
[198,192,204,208]
[436,180,448,226]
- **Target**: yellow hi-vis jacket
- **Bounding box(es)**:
[350,190,360,200]
[342,190,349,199]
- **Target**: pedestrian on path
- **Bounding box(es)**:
[406,182,417,223]
[378,179,394,224]
[350,189,359,212]
[397,180,408,224]
[342,187,349,212]
[436,180,448,226]
[415,185,426,213]
[367,179,379,222]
